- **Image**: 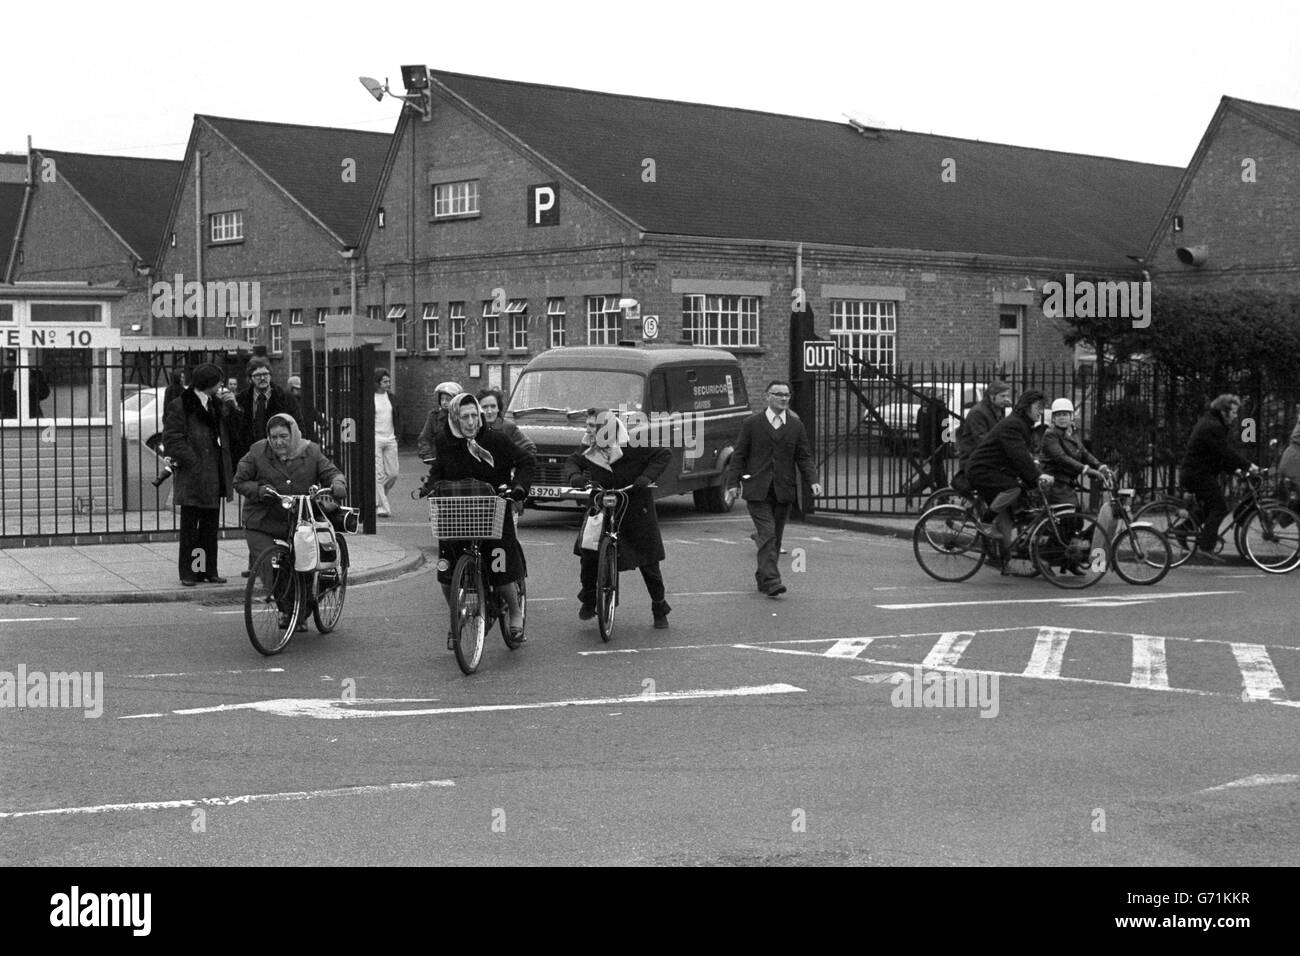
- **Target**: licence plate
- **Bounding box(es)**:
[530,486,568,499]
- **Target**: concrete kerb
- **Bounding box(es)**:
[803,513,916,540]
[0,546,427,606]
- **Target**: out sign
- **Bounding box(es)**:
[527,183,559,227]
[802,340,837,372]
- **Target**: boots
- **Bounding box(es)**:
[652,600,672,629]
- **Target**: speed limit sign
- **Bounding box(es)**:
[642,315,660,339]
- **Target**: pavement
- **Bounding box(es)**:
[0,534,424,605]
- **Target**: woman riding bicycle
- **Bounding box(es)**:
[1040,398,1111,506]
[1180,393,1260,563]
[564,408,673,629]
[426,392,534,647]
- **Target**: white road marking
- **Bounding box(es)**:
[0,779,455,819]
[824,637,878,659]
[922,631,975,668]
[532,589,751,604]
[1229,643,1287,701]
[0,617,80,624]
[877,590,1239,610]
[1199,773,1300,793]
[1024,627,1071,679]
[1130,635,1170,690]
[118,684,805,720]
[852,672,909,684]
[125,668,286,679]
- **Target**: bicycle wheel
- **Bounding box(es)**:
[920,487,966,512]
[313,536,349,633]
[500,577,526,650]
[1111,524,1172,586]
[245,544,300,656]
[1240,504,1300,573]
[1031,513,1108,589]
[912,505,985,582]
[596,537,618,642]
[1133,499,1199,567]
[450,553,487,674]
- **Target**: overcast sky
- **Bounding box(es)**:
[3,0,1297,168]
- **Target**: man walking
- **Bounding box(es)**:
[727,381,822,597]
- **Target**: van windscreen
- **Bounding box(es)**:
[508,369,646,415]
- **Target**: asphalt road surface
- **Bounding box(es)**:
[3,497,1298,866]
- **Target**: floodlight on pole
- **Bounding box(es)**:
[357,70,430,119]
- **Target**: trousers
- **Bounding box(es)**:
[747,488,790,591]
[178,506,219,582]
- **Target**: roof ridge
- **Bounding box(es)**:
[199,114,392,139]
[35,148,182,166]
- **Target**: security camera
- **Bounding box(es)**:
[1175,244,1209,266]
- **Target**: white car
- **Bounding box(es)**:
[122,386,166,449]
[864,382,987,450]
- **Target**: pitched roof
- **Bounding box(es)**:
[432,71,1182,269]
[34,150,181,262]
[201,116,391,246]
[1228,96,1300,142]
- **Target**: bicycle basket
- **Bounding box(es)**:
[429,494,507,539]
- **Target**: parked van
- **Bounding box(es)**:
[507,344,750,512]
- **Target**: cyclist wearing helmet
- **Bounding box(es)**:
[1040,398,1110,506]
[965,389,1055,571]
[417,381,463,462]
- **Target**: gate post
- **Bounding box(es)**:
[790,303,816,517]
[358,345,378,534]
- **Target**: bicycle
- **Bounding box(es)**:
[428,480,528,675]
[1094,475,1172,586]
[561,482,656,642]
[1133,469,1300,573]
[913,485,1109,589]
[244,486,357,656]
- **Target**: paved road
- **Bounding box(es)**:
[2,498,1298,866]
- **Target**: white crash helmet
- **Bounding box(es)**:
[434,381,462,400]
[1050,398,1075,415]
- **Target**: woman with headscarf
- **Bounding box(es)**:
[564,407,673,629]
[427,392,535,647]
[234,413,348,583]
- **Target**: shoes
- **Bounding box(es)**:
[653,615,669,629]
[1059,563,1088,577]
[277,612,293,628]
[509,626,527,644]
[180,578,198,587]
[1187,551,1227,565]
[296,621,309,632]
[652,600,671,629]
[377,509,391,518]
[578,603,596,621]
[779,548,788,555]
[204,575,228,585]
[447,630,456,650]
[765,584,787,598]
[241,570,250,579]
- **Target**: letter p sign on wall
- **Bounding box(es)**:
[528,183,559,227]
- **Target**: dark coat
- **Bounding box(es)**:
[1040,426,1100,485]
[162,389,234,508]
[427,423,536,585]
[1180,409,1251,482]
[916,398,946,458]
[417,407,450,460]
[231,383,305,462]
[956,397,1003,463]
[966,408,1042,491]
[726,410,818,504]
[565,444,671,570]
[233,440,347,536]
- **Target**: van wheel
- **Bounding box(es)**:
[697,480,739,514]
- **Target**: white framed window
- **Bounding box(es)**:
[506,299,528,350]
[433,180,480,218]
[547,297,566,348]
[422,303,439,351]
[449,302,466,351]
[999,306,1023,370]
[830,299,896,371]
[316,307,328,326]
[387,304,408,352]
[224,314,238,339]
[482,299,500,351]
[367,305,383,322]
[682,294,760,348]
[289,308,303,326]
[585,295,622,345]
[209,211,243,243]
[269,310,283,354]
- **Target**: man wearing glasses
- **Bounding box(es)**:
[727,381,822,597]
[230,356,306,466]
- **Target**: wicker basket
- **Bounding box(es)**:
[429,495,507,540]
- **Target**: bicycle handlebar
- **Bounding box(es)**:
[560,483,658,495]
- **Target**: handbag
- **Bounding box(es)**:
[580,509,604,551]
[292,498,321,571]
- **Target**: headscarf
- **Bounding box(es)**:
[266,412,307,460]
[446,393,495,467]
[582,409,628,469]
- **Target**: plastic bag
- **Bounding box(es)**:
[580,510,604,551]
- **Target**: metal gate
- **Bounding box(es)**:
[301,345,377,533]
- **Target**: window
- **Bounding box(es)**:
[830,300,896,371]
[422,303,439,351]
[681,294,760,347]
[367,305,383,322]
[269,310,283,354]
[507,299,528,350]
[210,211,243,243]
[482,299,500,351]
[316,308,328,326]
[999,306,1023,370]
[449,302,466,351]
[586,295,623,345]
[433,180,480,218]
[388,304,408,352]
[289,308,303,326]
[547,298,566,348]
[224,314,238,339]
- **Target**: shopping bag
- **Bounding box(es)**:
[293,498,320,571]
[580,510,604,551]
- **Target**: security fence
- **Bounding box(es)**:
[809,358,1298,517]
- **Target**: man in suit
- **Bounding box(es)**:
[230,356,305,463]
[727,380,822,597]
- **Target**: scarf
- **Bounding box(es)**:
[266,412,307,460]
[582,411,628,469]
[447,393,495,468]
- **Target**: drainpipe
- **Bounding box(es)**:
[4,136,36,283]
[195,151,204,339]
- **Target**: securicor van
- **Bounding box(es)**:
[506,344,750,512]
